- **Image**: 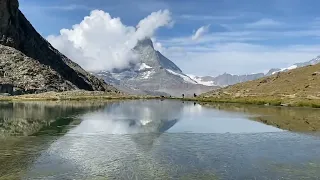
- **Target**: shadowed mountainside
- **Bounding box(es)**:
[0,0,117,94]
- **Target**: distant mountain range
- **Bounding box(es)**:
[94,36,320,96]
[202,56,320,104]
[188,73,265,87]
[188,56,320,87]
[94,39,217,97]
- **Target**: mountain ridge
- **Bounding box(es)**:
[0,0,116,94]
[94,38,217,96]
[191,55,320,87]
[201,60,320,103]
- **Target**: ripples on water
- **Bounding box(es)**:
[0,100,320,180]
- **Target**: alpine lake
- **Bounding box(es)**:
[1,100,320,180]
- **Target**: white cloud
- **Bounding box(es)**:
[160,42,320,76]
[159,29,320,48]
[191,25,210,41]
[47,9,172,71]
[151,37,165,53]
[44,7,320,77]
[246,18,282,28]
[153,23,320,76]
[132,9,172,47]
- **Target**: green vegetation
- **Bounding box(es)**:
[2,90,320,109]
[173,96,320,109]
[0,90,159,102]
[199,62,320,108]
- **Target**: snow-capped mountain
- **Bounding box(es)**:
[94,38,216,96]
[94,38,320,93]
[188,75,217,86]
[188,73,265,87]
[268,56,320,75]
[189,55,320,87]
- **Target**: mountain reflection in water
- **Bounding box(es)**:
[68,100,182,135]
[1,100,320,180]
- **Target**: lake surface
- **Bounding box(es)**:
[1,100,320,180]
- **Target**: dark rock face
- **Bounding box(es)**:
[0,83,13,94]
[0,0,116,94]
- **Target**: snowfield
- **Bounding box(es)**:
[188,75,216,86]
[166,69,198,84]
[272,65,298,75]
[138,63,152,71]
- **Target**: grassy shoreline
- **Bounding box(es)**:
[173,96,320,109]
[2,91,320,132]
[1,91,320,109]
[0,96,158,101]
[0,91,159,102]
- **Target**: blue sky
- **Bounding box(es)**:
[19,0,320,76]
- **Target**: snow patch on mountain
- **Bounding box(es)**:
[188,75,216,86]
[309,56,320,65]
[166,69,198,84]
[272,65,298,75]
[141,70,155,79]
[95,71,109,77]
[282,64,298,71]
[138,63,152,71]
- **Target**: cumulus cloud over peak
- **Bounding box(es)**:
[135,10,172,40]
[47,9,172,71]
[192,25,210,41]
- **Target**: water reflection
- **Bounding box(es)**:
[64,100,182,153]
[0,101,107,136]
[169,103,282,134]
[0,101,108,180]
[69,100,183,135]
[24,100,284,179]
[1,100,320,179]
[202,103,320,132]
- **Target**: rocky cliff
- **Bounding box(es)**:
[0,0,116,94]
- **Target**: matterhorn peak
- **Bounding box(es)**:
[135,38,154,49]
